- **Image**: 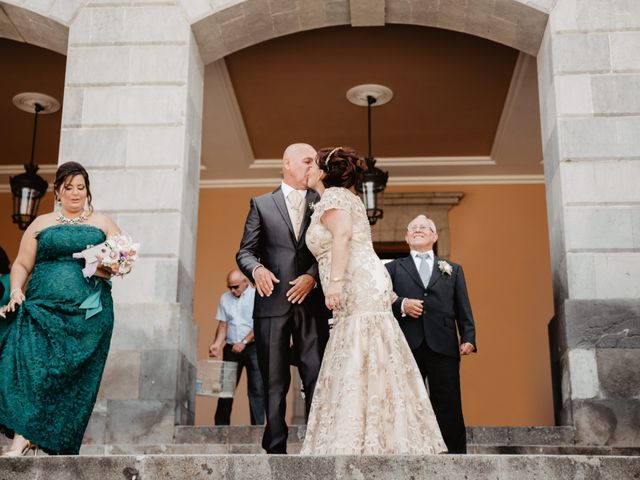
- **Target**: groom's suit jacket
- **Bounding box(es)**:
[386,255,477,359]
[236,187,325,318]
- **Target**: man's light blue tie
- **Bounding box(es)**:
[417,253,430,287]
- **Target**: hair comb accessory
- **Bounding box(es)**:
[325,147,341,164]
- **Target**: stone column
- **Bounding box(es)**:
[538,0,640,446]
[59,1,203,444]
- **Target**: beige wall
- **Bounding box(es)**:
[0,183,554,427]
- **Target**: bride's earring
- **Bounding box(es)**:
[55,197,62,212]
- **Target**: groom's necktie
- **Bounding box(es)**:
[287,190,304,238]
[417,253,431,287]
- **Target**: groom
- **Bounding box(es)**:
[386,215,476,454]
[236,143,330,454]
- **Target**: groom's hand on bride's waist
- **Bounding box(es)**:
[286,274,315,304]
[253,266,280,297]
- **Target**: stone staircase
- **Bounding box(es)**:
[74,425,640,456]
[1,426,639,479]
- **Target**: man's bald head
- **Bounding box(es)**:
[282,143,317,190]
[226,269,249,297]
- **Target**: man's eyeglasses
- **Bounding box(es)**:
[407,225,435,233]
[228,284,241,290]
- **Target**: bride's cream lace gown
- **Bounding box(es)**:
[301,187,447,455]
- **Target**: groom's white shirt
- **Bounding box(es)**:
[281,181,307,210]
[400,249,434,316]
[251,182,308,280]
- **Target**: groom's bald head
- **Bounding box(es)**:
[282,143,317,190]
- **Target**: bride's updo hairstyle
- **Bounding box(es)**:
[54,161,94,212]
[316,147,367,189]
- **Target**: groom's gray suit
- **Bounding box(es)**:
[237,186,329,454]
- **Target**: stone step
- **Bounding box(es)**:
[1,454,639,480]
[73,443,640,457]
[173,425,577,446]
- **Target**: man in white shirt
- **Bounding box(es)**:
[385,215,476,453]
[209,269,264,425]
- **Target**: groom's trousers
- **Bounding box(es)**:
[413,341,467,454]
[255,303,328,454]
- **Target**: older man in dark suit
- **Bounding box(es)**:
[236,143,329,454]
[385,215,476,454]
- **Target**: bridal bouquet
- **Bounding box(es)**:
[73,233,140,278]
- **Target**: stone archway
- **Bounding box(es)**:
[186,0,551,64]
[0,0,78,54]
[186,0,640,446]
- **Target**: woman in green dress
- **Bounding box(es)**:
[0,162,120,456]
[0,248,10,306]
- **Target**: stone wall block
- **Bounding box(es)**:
[559,118,640,160]
[60,87,84,127]
[97,350,141,400]
[49,0,83,25]
[111,303,181,351]
[610,32,640,72]
[564,206,635,251]
[592,74,640,115]
[59,127,127,167]
[567,348,599,399]
[324,0,350,24]
[66,46,130,84]
[554,75,593,116]
[69,7,124,45]
[592,253,640,300]
[565,254,596,299]
[633,209,640,248]
[111,257,179,303]
[548,0,576,33]
[117,212,181,256]
[90,169,182,211]
[105,399,175,444]
[139,350,179,400]
[130,45,189,84]
[561,299,640,350]
[552,33,610,74]
[180,0,212,23]
[81,85,186,126]
[573,399,640,446]
[123,6,190,43]
[126,126,186,167]
[560,161,639,205]
[597,349,640,399]
[82,400,107,444]
[567,252,640,300]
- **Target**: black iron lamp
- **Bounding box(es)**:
[347,84,392,225]
[10,93,60,230]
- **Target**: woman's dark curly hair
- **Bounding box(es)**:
[53,162,93,212]
[316,147,367,189]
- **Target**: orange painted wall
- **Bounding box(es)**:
[0,183,555,427]
[193,184,555,427]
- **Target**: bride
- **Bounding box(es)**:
[300,147,447,455]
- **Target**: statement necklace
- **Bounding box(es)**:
[56,210,89,225]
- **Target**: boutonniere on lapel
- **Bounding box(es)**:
[308,201,317,213]
[438,260,453,276]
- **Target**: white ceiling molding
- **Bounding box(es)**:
[199,174,544,188]
[250,156,495,170]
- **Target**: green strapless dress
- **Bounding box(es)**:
[0,224,114,455]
